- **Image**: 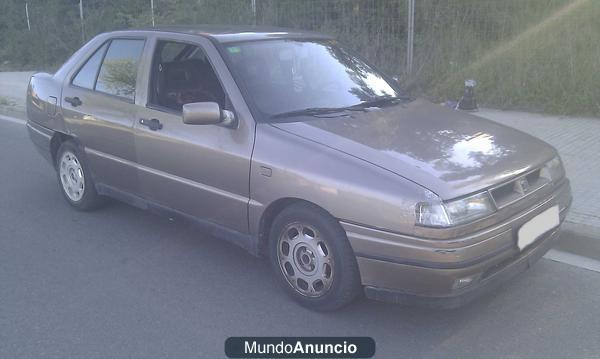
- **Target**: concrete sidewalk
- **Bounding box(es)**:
[0,71,34,120]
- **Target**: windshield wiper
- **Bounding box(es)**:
[270,106,365,119]
[270,95,414,120]
[348,95,414,109]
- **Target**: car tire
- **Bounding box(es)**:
[268,202,362,311]
[55,140,103,211]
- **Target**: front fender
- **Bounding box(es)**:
[249,124,431,237]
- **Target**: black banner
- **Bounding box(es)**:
[225,337,375,358]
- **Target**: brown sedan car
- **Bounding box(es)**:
[26,26,572,310]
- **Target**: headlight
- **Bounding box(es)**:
[540,156,564,182]
[416,192,496,227]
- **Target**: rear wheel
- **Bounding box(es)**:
[56,141,103,210]
[269,202,362,311]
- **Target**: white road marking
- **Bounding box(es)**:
[545,249,600,273]
[0,114,25,125]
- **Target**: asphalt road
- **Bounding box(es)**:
[1,118,600,359]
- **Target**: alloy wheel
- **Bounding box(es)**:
[277,222,335,297]
[59,151,85,202]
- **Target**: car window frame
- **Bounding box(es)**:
[145,37,232,116]
[70,41,109,91]
[68,36,147,105]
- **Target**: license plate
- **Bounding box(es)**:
[517,205,560,251]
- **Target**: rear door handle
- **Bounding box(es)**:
[139,118,163,131]
[64,96,82,107]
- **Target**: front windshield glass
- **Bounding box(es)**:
[223,39,404,121]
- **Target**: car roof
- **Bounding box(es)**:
[126,25,333,43]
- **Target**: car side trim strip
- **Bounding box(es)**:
[85,147,260,206]
[26,121,53,139]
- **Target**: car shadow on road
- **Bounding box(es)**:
[92,199,558,320]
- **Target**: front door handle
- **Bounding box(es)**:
[139,118,163,131]
[64,96,82,107]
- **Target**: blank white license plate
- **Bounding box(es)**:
[517,205,560,251]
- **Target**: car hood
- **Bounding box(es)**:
[270,99,557,200]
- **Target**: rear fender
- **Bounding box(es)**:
[26,72,67,133]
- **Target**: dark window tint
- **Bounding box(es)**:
[72,43,108,89]
[96,39,145,100]
[159,42,187,62]
[149,40,226,112]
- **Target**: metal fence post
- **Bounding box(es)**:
[151,0,155,27]
[406,0,415,74]
[79,0,85,43]
[25,2,31,31]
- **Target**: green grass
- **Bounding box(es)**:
[269,0,599,117]
[428,0,600,116]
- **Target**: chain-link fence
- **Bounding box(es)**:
[1,0,597,115]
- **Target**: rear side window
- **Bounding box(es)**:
[72,43,108,89]
[95,39,145,101]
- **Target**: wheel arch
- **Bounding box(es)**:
[50,132,77,168]
[257,197,341,257]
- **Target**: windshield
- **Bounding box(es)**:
[223,39,404,121]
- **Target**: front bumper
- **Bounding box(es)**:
[343,179,572,308]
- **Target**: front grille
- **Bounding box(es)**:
[489,168,549,209]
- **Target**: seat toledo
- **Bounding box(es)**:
[26,26,571,310]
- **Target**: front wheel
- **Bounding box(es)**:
[269,203,362,311]
[56,141,103,211]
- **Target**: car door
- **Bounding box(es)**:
[61,37,146,194]
[133,34,255,234]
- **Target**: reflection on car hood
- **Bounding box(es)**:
[270,99,557,199]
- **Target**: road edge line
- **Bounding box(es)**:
[0,113,26,125]
[544,249,600,273]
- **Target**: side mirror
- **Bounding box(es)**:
[182,102,235,126]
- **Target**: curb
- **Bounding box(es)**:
[0,110,27,122]
[554,221,600,262]
[0,112,26,124]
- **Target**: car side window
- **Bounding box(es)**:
[148,40,226,112]
[72,43,108,89]
[160,42,187,62]
[95,39,145,101]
